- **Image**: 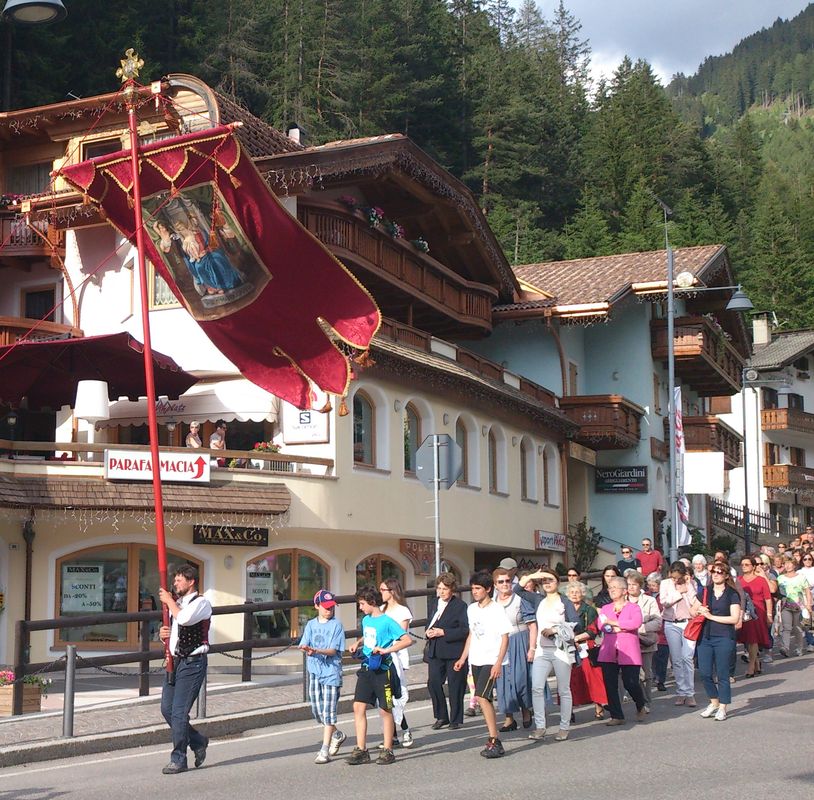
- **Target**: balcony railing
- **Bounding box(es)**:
[298,201,497,332]
[0,215,65,265]
[761,407,814,437]
[763,463,814,490]
[651,316,744,396]
[377,317,558,408]
[0,316,81,346]
[681,415,741,469]
[558,395,644,449]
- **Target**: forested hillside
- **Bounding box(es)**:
[7,1,814,326]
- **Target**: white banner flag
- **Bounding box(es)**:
[674,387,691,546]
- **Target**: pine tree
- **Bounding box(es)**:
[616,178,666,253]
[562,190,614,259]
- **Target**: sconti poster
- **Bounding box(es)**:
[594,465,648,493]
[62,564,105,612]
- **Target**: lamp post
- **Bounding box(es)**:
[1,0,67,111]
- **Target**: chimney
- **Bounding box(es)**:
[287,122,303,144]
[752,313,771,349]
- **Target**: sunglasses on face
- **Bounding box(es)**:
[495,579,511,584]
[711,569,726,575]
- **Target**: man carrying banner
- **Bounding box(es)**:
[158,565,212,774]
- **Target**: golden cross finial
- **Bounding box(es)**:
[116,49,144,83]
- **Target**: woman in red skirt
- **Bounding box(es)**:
[565,582,608,719]
[737,555,772,677]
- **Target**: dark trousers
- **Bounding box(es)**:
[697,635,736,705]
[600,662,645,720]
[427,657,467,725]
[161,655,207,766]
[652,643,669,684]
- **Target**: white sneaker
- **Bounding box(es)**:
[714,707,727,722]
[700,703,718,719]
[401,730,414,748]
[761,653,773,663]
[806,644,814,653]
[328,730,346,756]
[315,749,330,764]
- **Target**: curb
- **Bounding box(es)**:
[0,686,430,768]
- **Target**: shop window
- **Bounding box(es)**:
[353,391,375,466]
[355,554,405,593]
[403,403,421,474]
[246,548,329,638]
[55,544,201,648]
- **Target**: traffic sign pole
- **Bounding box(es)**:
[433,434,441,577]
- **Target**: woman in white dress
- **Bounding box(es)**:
[380,578,414,747]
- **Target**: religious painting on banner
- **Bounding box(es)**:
[58,125,381,409]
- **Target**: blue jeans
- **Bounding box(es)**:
[696,635,735,705]
[161,655,207,766]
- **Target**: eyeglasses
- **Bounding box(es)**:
[710,569,727,575]
[621,551,631,555]
[379,587,391,593]
[495,579,511,584]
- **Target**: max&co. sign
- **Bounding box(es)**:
[193,525,269,547]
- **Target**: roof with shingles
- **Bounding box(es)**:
[0,476,290,514]
[214,92,304,158]
[749,329,814,371]
[510,244,727,307]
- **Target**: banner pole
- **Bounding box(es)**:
[120,57,172,672]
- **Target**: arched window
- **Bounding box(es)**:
[356,554,406,592]
[403,402,421,474]
[488,430,498,493]
[246,548,330,637]
[520,437,536,500]
[455,418,469,485]
[542,443,560,505]
[55,544,201,648]
[353,391,375,466]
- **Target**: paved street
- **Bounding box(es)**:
[1,656,811,800]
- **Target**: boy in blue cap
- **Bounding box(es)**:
[299,589,346,763]
[346,586,412,765]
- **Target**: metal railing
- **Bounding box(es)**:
[10,589,440,727]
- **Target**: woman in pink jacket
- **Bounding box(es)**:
[597,576,647,727]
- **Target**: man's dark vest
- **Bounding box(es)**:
[176,596,211,657]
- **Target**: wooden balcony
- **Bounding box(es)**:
[761,407,814,437]
[680,415,742,469]
[763,463,814,490]
[0,215,65,268]
[298,201,497,334]
[0,316,81,346]
[651,316,744,396]
[558,395,644,449]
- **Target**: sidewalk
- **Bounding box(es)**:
[0,662,430,768]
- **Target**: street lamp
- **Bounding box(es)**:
[664,268,753,561]
[1,0,66,111]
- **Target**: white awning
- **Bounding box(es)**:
[100,379,280,427]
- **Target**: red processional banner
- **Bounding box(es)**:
[58,125,380,408]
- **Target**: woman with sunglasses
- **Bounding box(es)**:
[380,578,414,747]
[659,561,699,706]
[693,561,741,721]
[492,568,533,731]
[737,556,772,677]
[515,568,580,742]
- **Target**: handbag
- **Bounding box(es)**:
[683,587,707,641]
[587,645,600,667]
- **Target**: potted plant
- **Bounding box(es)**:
[0,670,51,716]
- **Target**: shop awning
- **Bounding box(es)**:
[99,378,280,428]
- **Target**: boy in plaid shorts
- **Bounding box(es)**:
[299,590,346,763]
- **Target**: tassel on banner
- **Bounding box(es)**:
[354,350,375,369]
[229,173,242,189]
[319,396,333,414]
[82,193,92,206]
[208,227,220,249]
[169,182,180,198]
[338,397,349,417]
[212,208,225,227]
[127,194,134,209]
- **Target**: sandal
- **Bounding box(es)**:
[594,709,605,720]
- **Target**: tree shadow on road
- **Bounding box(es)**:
[0,789,70,800]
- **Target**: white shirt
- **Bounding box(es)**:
[169,591,212,657]
[384,602,412,670]
[467,600,512,667]
[799,566,814,588]
[534,595,565,656]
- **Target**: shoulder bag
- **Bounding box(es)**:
[683,586,707,641]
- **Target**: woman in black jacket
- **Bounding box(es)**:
[425,572,470,729]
